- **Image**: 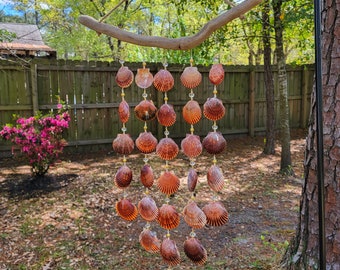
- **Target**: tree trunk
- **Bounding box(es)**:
[262,0,275,155]
[282,0,340,268]
[272,0,292,174]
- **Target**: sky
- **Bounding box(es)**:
[0,0,23,16]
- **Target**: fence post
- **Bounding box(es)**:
[248,67,255,137]
[301,67,309,128]
[31,63,39,115]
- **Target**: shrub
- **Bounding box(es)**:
[0,104,70,176]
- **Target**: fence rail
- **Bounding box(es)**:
[0,59,314,152]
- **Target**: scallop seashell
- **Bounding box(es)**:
[139,229,161,253]
[209,63,224,85]
[202,201,229,226]
[134,100,157,121]
[116,198,138,221]
[203,97,225,121]
[112,133,134,155]
[207,165,224,192]
[114,165,132,189]
[138,196,159,222]
[160,238,181,266]
[157,204,180,230]
[135,67,153,89]
[182,100,202,125]
[140,164,154,188]
[156,138,179,161]
[187,168,198,192]
[202,132,226,155]
[136,132,158,154]
[157,103,176,127]
[180,66,202,89]
[182,201,207,229]
[183,237,208,265]
[153,69,174,92]
[118,100,130,123]
[115,66,134,88]
[181,134,202,158]
[157,171,180,195]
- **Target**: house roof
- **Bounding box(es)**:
[0,23,56,52]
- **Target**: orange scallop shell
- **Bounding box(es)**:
[180,66,202,89]
[160,238,181,266]
[187,168,198,192]
[135,132,158,154]
[203,97,225,121]
[202,132,226,155]
[181,134,202,158]
[157,103,176,127]
[134,100,157,121]
[140,164,154,188]
[209,63,224,85]
[138,196,159,222]
[157,171,180,195]
[182,100,202,125]
[135,67,153,89]
[184,237,207,265]
[114,165,132,189]
[115,198,138,221]
[153,69,174,92]
[157,204,180,230]
[156,138,179,161]
[139,229,161,253]
[207,165,224,192]
[112,133,134,155]
[118,100,130,123]
[202,201,229,226]
[115,66,134,88]
[182,201,207,229]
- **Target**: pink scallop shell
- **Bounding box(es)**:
[209,63,224,85]
[135,67,153,89]
[160,238,181,266]
[135,132,158,154]
[153,69,174,92]
[181,134,202,158]
[116,198,138,221]
[202,132,226,155]
[157,171,180,195]
[202,201,229,226]
[114,165,133,189]
[140,164,154,188]
[207,164,225,192]
[115,66,134,88]
[182,100,202,125]
[180,66,202,89]
[184,237,208,265]
[118,100,130,123]
[203,97,225,121]
[139,229,161,253]
[156,137,179,161]
[157,103,176,127]
[112,133,134,155]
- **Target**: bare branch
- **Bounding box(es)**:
[78,0,262,50]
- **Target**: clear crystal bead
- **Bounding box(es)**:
[189,92,195,99]
[142,92,148,99]
[121,126,127,133]
[190,160,195,167]
[164,130,169,136]
[143,157,149,163]
[190,231,196,238]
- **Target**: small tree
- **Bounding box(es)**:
[0,104,70,177]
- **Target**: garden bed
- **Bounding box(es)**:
[0,130,306,269]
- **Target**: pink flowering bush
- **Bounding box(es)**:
[0,105,70,176]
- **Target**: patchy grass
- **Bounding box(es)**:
[0,130,306,269]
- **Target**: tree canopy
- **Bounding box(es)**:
[1,0,314,65]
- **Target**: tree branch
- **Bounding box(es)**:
[78,0,262,50]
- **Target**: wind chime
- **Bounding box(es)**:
[153,63,183,267]
[179,58,209,265]
[112,60,229,267]
[201,63,229,227]
[112,61,139,222]
[133,62,163,253]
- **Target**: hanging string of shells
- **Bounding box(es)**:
[112,60,139,222]
[133,62,162,254]
[201,63,229,227]
[180,58,208,265]
[153,63,183,267]
[112,61,230,268]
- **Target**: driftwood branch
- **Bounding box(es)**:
[78,0,262,50]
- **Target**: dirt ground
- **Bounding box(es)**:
[0,130,307,270]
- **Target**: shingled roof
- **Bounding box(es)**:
[0,22,56,57]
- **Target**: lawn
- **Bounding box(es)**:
[0,130,306,269]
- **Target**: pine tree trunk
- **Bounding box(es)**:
[272,0,292,174]
[262,0,275,155]
[282,0,340,268]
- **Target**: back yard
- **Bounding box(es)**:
[0,130,306,269]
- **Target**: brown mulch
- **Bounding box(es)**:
[0,130,306,270]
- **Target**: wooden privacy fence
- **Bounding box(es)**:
[0,59,314,152]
